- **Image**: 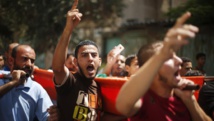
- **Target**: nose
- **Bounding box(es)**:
[26,59,33,66]
[118,60,122,65]
[88,54,93,61]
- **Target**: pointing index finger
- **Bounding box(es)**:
[71,0,79,10]
[174,12,191,28]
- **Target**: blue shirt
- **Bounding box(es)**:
[2,65,10,71]
[0,77,53,121]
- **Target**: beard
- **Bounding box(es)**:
[159,74,167,83]
[13,61,33,76]
[77,63,98,81]
[159,73,177,88]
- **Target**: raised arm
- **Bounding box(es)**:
[116,12,199,117]
[52,2,82,85]
[103,44,124,76]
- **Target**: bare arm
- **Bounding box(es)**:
[52,4,82,85]
[0,70,27,97]
[185,98,212,121]
[103,44,124,76]
[116,52,168,116]
[176,90,212,121]
[0,81,17,97]
[173,78,212,121]
[116,12,199,117]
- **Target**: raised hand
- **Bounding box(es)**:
[107,44,124,64]
[161,12,199,59]
[71,0,79,10]
[66,0,82,32]
[11,70,27,86]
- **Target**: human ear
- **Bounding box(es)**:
[8,56,14,69]
[125,65,130,72]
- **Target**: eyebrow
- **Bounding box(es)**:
[81,52,98,54]
[22,55,35,60]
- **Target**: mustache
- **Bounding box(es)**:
[13,65,33,74]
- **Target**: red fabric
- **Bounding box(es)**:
[130,90,191,121]
[33,69,56,100]
[31,69,204,115]
[95,77,127,115]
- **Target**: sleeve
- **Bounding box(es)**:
[35,84,53,121]
[54,67,70,87]
[55,71,76,95]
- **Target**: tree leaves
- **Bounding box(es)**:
[0,0,125,53]
[166,0,214,25]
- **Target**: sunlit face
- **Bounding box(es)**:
[180,62,192,76]
[158,54,182,88]
[76,45,101,80]
[12,46,36,76]
[125,57,139,76]
[111,55,126,76]
[65,55,77,73]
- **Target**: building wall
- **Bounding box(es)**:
[104,0,214,75]
[122,0,163,23]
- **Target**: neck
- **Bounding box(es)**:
[150,78,174,98]
[76,72,93,85]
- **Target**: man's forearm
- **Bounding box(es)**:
[52,28,71,71]
[0,81,17,97]
[103,63,113,76]
[185,98,212,121]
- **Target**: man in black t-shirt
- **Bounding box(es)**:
[52,3,125,121]
[52,6,102,120]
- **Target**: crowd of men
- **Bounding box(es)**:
[0,2,212,121]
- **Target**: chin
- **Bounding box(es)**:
[86,74,95,79]
[86,76,95,81]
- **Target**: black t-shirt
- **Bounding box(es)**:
[56,72,102,121]
[198,81,214,119]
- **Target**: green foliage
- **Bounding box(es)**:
[167,0,214,25]
[0,0,125,53]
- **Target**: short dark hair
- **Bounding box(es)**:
[125,54,136,66]
[11,45,19,58]
[74,40,98,58]
[137,41,163,67]
[181,57,191,66]
[11,45,34,59]
[196,53,206,60]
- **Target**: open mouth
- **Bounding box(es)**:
[87,65,95,73]
[174,71,179,76]
[23,67,32,75]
